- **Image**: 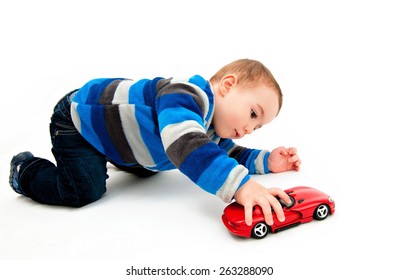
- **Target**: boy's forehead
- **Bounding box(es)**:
[254,87,280,119]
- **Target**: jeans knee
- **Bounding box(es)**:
[69,188,106,208]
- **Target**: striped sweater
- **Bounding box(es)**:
[70,75,270,202]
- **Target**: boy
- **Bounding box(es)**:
[9,59,301,226]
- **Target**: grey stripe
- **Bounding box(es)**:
[156,78,172,91]
[119,105,155,167]
[104,105,137,163]
[100,80,122,105]
[166,132,211,168]
[254,150,268,173]
[228,145,245,160]
[156,79,206,114]
[161,120,205,150]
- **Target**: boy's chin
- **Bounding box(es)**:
[225,133,242,140]
[215,130,230,139]
[213,127,237,139]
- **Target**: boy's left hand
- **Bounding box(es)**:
[268,146,301,173]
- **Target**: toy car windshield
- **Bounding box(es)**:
[278,195,295,208]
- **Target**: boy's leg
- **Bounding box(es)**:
[108,160,158,178]
[14,91,108,207]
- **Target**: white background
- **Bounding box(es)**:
[1,0,397,279]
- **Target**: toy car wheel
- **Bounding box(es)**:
[314,204,330,220]
[251,222,269,239]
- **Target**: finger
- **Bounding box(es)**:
[268,188,291,207]
[294,159,302,171]
[266,195,285,223]
[288,155,299,163]
[259,199,274,226]
[244,204,253,226]
[277,146,287,155]
[288,147,297,155]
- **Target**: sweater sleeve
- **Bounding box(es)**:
[218,138,271,174]
[155,79,250,202]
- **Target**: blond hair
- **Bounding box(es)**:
[210,59,283,112]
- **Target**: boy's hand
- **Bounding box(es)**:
[234,179,291,226]
[268,146,301,173]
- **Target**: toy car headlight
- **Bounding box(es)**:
[328,197,334,203]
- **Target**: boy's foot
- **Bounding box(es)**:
[9,151,34,195]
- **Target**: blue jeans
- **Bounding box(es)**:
[19,91,109,207]
[19,91,157,207]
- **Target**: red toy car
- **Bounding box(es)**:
[222,186,335,239]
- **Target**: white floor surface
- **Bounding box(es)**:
[1,1,397,279]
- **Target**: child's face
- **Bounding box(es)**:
[212,81,279,139]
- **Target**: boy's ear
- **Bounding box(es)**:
[220,74,237,96]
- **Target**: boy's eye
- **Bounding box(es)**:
[251,109,257,119]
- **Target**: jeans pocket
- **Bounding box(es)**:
[50,122,80,147]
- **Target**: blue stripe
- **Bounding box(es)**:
[147,77,163,105]
[134,105,167,163]
[76,78,121,104]
[189,75,214,124]
[236,175,250,191]
[196,152,240,194]
[263,152,270,173]
[218,138,235,152]
[75,104,104,154]
[158,107,204,132]
[157,93,203,118]
[179,143,231,193]
[188,75,207,88]
[129,79,149,105]
[234,149,259,173]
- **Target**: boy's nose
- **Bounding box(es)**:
[244,126,254,135]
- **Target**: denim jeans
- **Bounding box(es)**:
[19,91,157,207]
[19,91,108,207]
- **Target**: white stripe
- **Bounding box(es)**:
[160,120,206,150]
[119,104,155,167]
[70,102,81,132]
[216,165,249,202]
[112,80,136,104]
[254,150,267,174]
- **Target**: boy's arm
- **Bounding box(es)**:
[155,78,297,225]
[218,138,271,174]
[219,139,301,173]
[156,79,249,203]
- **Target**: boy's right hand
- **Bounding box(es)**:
[234,179,291,226]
